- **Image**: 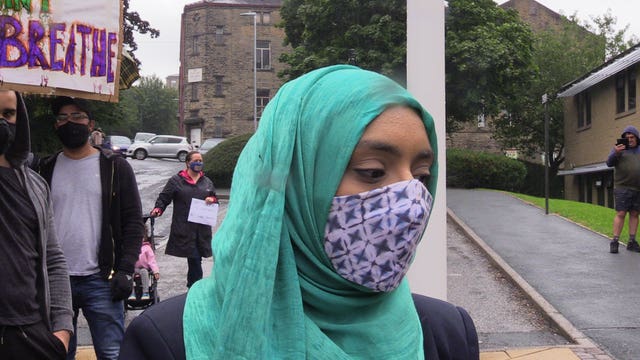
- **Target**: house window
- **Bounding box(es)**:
[260,12,271,25]
[214,76,223,96]
[191,83,198,101]
[477,113,485,128]
[616,74,626,113]
[214,116,224,137]
[256,40,271,70]
[616,68,637,113]
[257,89,270,118]
[577,91,591,129]
[629,68,636,110]
[215,26,224,44]
[191,35,199,55]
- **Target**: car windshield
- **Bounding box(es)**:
[110,136,131,145]
[200,138,224,150]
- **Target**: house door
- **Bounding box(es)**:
[190,127,202,148]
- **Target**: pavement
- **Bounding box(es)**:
[77,188,636,359]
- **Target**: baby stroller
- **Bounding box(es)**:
[125,215,160,311]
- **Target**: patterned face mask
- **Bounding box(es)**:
[323,179,433,292]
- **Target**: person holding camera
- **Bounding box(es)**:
[606,125,640,253]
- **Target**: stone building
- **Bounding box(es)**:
[178,0,287,146]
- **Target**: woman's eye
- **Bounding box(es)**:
[354,168,386,182]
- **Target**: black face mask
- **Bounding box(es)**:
[0,118,16,156]
[55,122,90,149]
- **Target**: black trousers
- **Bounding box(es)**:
[0,321,66,360]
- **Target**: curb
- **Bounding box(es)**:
[447,208,598,349]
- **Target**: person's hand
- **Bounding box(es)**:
[150,208,162,217]
[53,330,71,352]
[614,143,627,156]
[153,272,160,280]
[110,272,133,301]
[205,196,218,205]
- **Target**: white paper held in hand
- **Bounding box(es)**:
[187,198,219,227]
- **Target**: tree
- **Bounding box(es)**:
[492,11,636,175]
[121,75,178,135]
[279,0,407,84]
[445,0,537,130]
[123,0,160,65]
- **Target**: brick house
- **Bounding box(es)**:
[557,44,640,208]
[178,0,288,146]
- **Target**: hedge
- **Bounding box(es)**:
[447,148,526,192]
[203,133,253,188]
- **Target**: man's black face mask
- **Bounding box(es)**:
[55,121,90,149]
[0,118,16,156]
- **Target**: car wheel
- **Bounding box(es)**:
[134,149,147,160]
[177,151,187,162]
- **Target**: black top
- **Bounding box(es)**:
[119,293,479,360]
[0,167,40,325]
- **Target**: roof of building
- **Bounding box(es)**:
[557,162,612,176]
[557,43,640,98]
[186,0,282,7]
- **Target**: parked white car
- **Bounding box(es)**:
[127,135,192,161]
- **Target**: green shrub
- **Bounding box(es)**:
[519,160,564,198]
[203,133,253,188]
[447,148,526,191]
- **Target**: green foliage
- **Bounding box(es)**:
[203,133,253,188]
[278,0,407,84]
[120,76,179,135]
[518,161,564,198]
[510,192,622,240]
[447,149,526,191]
[445,0,537,128]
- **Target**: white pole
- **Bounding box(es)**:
[252,14,257,131]
[241,12,258,131]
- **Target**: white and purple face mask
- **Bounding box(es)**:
[323,179,433,292]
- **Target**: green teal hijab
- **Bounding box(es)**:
[184,65,439,359]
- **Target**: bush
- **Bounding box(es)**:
[519,161,564,198]
[203,133,253,188]
[447,148,526,192]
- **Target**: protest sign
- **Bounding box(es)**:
[0,0,123,101]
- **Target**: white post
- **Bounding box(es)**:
[406,0,447,300]
[240,12,258,131]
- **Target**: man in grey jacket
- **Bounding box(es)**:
[0,90,73,359]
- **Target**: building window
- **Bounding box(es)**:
[191,83,198,101]
[629,68,636,110]
[577,91,591,129]
[214,76,223,96]
[214,116,224,137]
[616,73,626,113]
[257,89,270,118]
[256,40,271,70]
[477,113,485,128]
[260,12,271,25]
[192,35,199,55]
[215,26,224,44]
[616,68,637,114]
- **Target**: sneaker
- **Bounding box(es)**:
[627,240,640,252]
[610,240,619,253]
[128,294,137,301]
[141,293,150,300]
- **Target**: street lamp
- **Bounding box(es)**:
[240,11,257,131]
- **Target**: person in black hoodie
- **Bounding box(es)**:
[0,90,73,359]
[38,96,143,360]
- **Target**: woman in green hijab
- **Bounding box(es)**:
[119,65,478,360]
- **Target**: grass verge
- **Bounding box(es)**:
[508,192,627,242]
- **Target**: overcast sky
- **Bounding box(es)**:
[129,0,640,81]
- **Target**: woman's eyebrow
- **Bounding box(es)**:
[357,140,401,156]
[357,140,434,161]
